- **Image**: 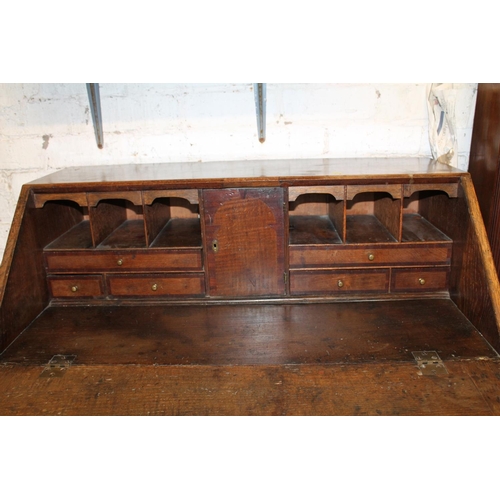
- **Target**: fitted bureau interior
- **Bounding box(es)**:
[2,161,499,368]
[38,183,458,301]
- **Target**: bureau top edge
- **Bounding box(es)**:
[26,158,465,189]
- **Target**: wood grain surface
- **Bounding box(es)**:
[468,83,500,277]
[1,300,494,366]
[26,158,462,189]
[1,360,499,415]
[203,188,286,297]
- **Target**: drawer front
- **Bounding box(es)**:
[48,275,105,298]
[107,273,205,298]
[391,267,449,292]
[290,269,389,295]
[290,244,451,268]
[45,249,203,272]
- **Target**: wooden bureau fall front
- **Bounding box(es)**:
[1,158,500,361]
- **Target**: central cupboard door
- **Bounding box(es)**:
[203,188,286,297]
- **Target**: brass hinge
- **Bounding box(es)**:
[284,271,288,284]
[39,354,77,378]
[412,351,448,376]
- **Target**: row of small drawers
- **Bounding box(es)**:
[48,273,206,299]
[48,267,449,299]
[290,267,449,295]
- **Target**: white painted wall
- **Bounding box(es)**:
[0,83,478,259]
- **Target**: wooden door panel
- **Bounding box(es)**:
[203,188,285,297]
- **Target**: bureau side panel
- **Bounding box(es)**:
[420,175,500,351]
[0,188,84,352]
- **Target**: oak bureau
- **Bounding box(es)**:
[1,158,500,364]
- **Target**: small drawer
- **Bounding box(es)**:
[289,243,452,268]
[107,273,205,298]
[45,249,203,272]
[391,267,449,292]
[48,275,105,298]
[290,269,389,295]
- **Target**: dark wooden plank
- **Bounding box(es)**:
[346,215,397,243]
[289,215,342,245]
[33,192,88,208]
[288,193,329,216]
[89,200,128,247]
[401,214,452,243]
[468,83,500,230]
[87,191,142,207]
[374,195,402,242]
[0,360,498,415]
[288,185,344,201]
[460,359,500,415]
[27,158,461,190]
[468,83,500,277]
[403,183,459,199]
[420,178,500,351]
[97,220,147,249]
[150,219,202,248]
[329,197,346,242]
[0,191,85,351]
[143,189,199,205]
[144,198,171,246]
[346,184,402,200]
[1,300,495,365]
[489,174,500,276]
[45,221,93,250]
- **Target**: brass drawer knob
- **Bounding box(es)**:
[337,279,344,288]
[151,283,158,291]
[368,254,375,261]
[71,285,79,293]
[117,259,124,266]
[418,278,426,285]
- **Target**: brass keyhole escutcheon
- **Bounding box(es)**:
[212,240,219,253]
[418,278,426,285]
[151,283,158,291]
[117,258,123,266]
[368,254,375,261]
[71,285,79,293]
[337,279,344,288]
